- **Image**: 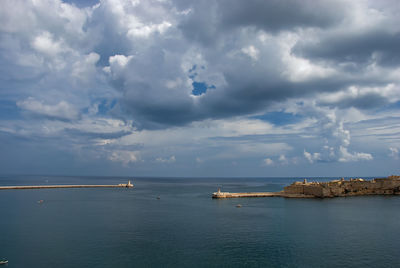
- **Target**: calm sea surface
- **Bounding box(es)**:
[0,175,399,268]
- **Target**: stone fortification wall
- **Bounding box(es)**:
[283,183,325,197]
[283,184,305,194]
[303,185,324,197]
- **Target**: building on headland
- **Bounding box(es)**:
[283,175,400,198]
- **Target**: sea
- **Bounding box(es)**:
[0,175,399,268]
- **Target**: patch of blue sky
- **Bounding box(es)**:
[82,99,117,116]
[98,99,117,115]
[0,100,22,120]
[388,100,400,109]
[251,111,304,126]
[192,82,216,96]
[188,65,197,79]
[373,100,400,114]
[188,65,197,73]
[189,73,197,80]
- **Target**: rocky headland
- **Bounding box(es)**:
[283,175,400,198]
[212,175,400,199]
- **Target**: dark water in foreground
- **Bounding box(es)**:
[0,175,399,268]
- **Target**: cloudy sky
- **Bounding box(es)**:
[0,0,399,177]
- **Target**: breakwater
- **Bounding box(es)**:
[212,191,281,198]
[0,180,133,190]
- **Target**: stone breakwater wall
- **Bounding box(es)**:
[284,175,400,198]
[0,181,134,190]
[212,191,316,199]
[212,192,283,198]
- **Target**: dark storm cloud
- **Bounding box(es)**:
[119,70,360,129]
[106,0,400,130]
[179,0,347,46]
[1,0,399,176]
[293,30,400,67]
[217,0,346,32]
[121,98,197,129]
[64,128,132,140]
[113,32,394,129]
[87,4,133,66]
[198,69,383,121]
[178,1,219,46]
[126,30,399,129]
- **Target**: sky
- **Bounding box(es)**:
[0,0,399,177]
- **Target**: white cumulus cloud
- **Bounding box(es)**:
[389,147,399,159]
[109,150,140,166]
[304,150,321,164]
[17,97,79,121]
[241,45,259,61]
[155,156,176,163]
[263,158,274,166]
[338,146,373,162]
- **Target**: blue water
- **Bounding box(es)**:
[0,175,399,267]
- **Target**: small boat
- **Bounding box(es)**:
[236,204,242,208]
[0,259,8,265]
